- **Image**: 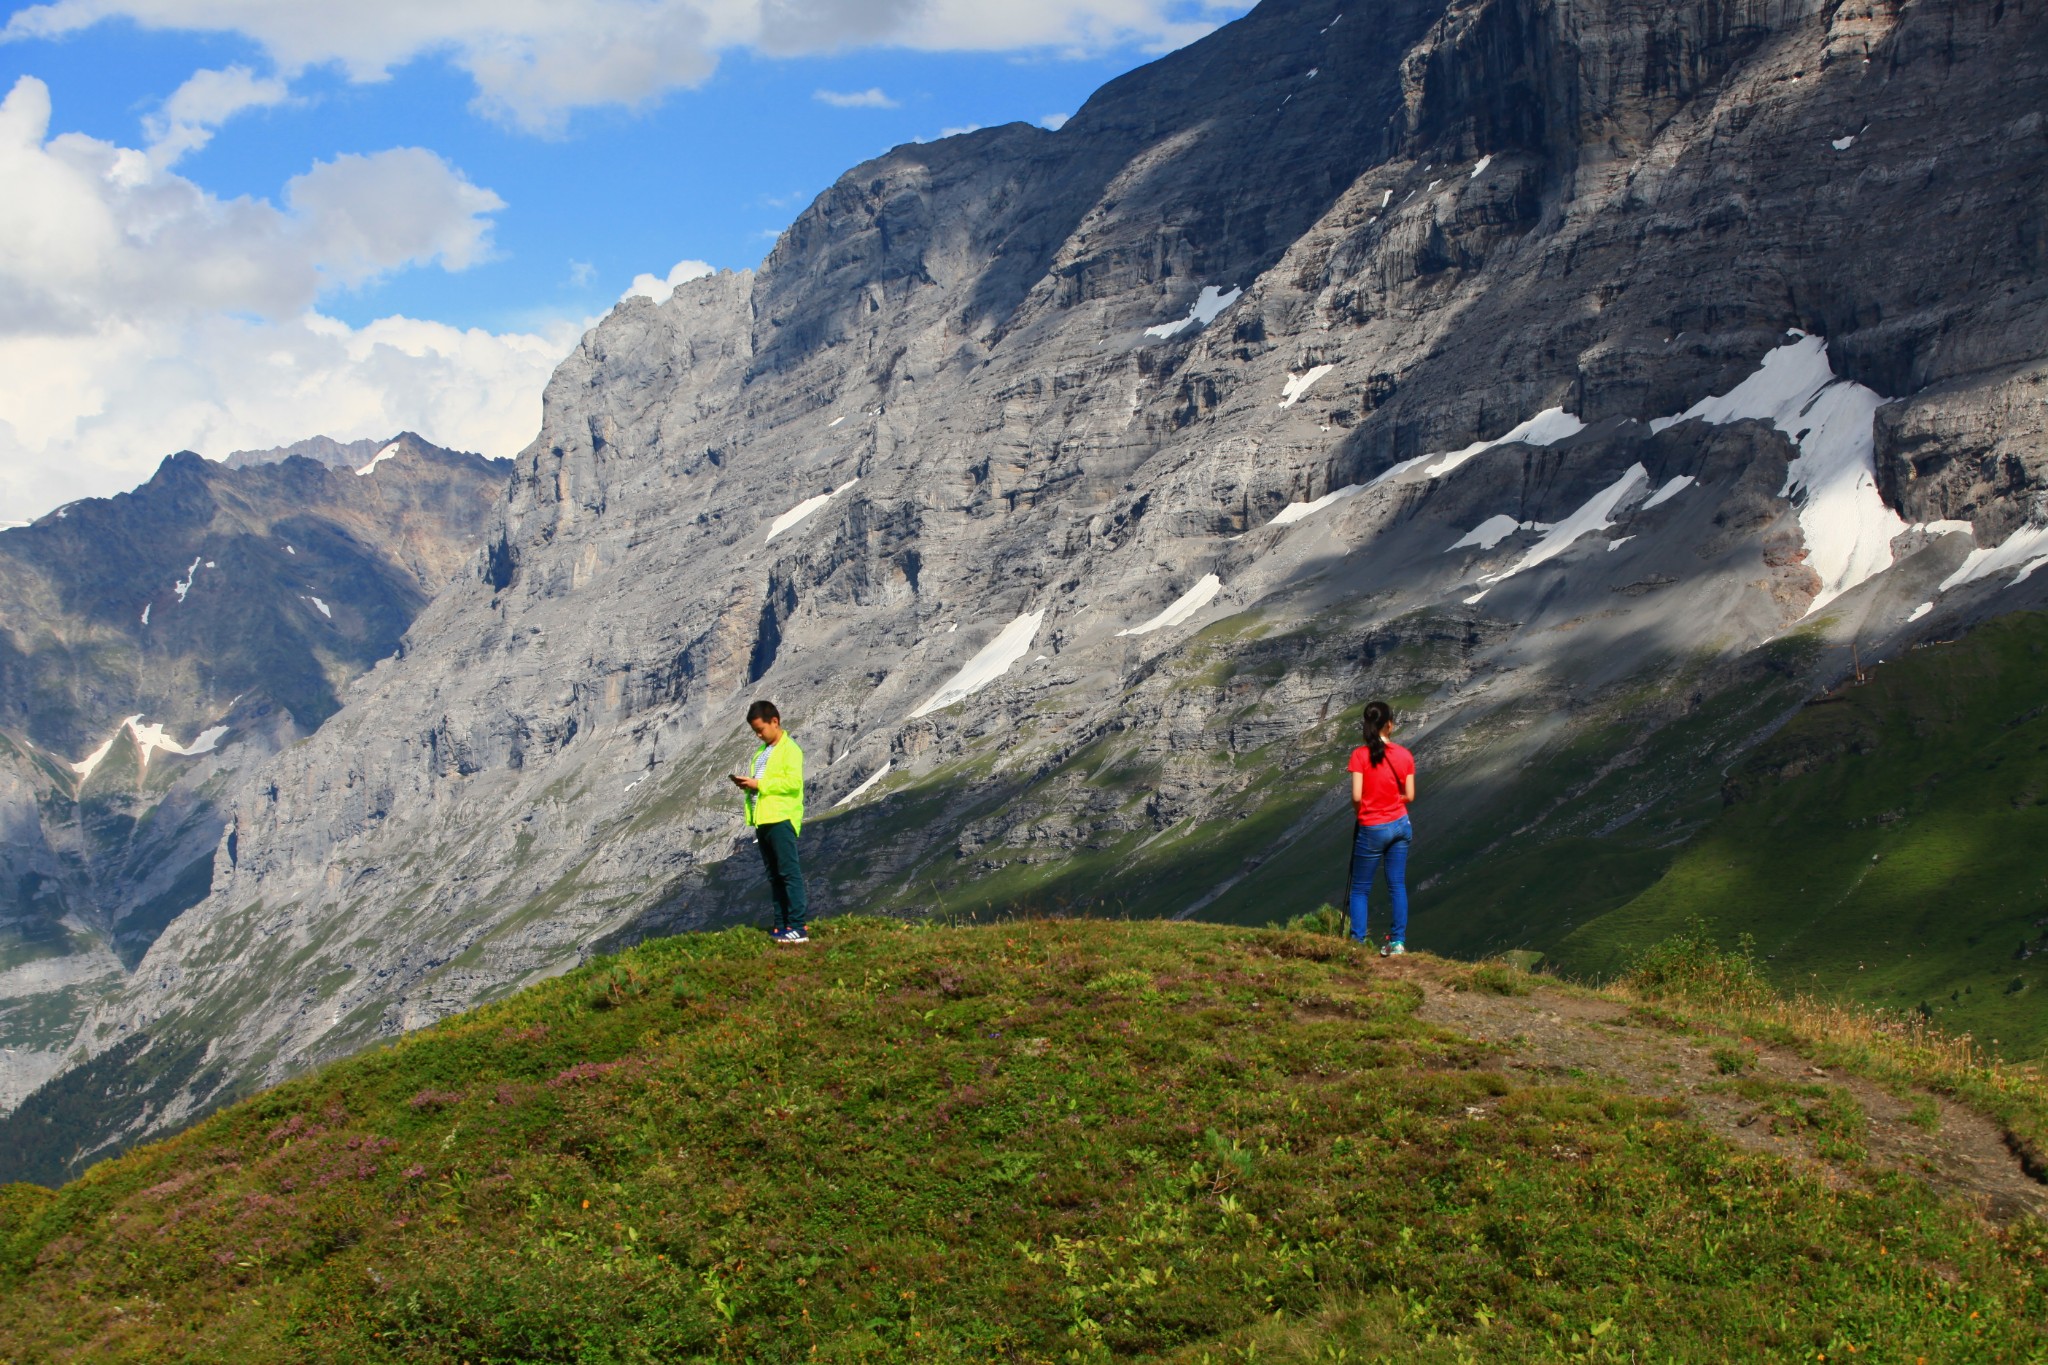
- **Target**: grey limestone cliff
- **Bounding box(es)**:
[9,0,2047,1180]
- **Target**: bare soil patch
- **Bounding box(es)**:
[1386,960,2048,1225]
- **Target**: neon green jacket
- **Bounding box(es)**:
[744,735,804,835]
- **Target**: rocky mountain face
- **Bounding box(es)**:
[0,434,509,1116]
[6,0,2046,1182]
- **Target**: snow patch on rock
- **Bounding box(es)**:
[1279,365,1334,407]
[1425,407,1585,479]
[1641,474,1695,510]
[1145,285,1241,340]
[1448,515,1525,551]
[1651,333,1904,614]
[1274,406,1584,529]
[766,479,859,543]
[1271,483,1363,526]
[356,442,401,476]
[1940,523,2048,592]
[1480,465,1649,585]
[70,715,227,780]
[910,612,1043,717]
[1118,574,1222,636]
[838,761,892,806]
[70,717,140,781]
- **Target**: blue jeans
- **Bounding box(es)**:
[1347,816,1412,945]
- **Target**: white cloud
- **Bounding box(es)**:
[0,77,503,330]
[814,86,898,108]
[1040,112,1069,129]
[621,258,714,304]
[142,64,289,165]
[286,148,505,286]
[0,310,578,521]
[3,0,1250,130]
[0,75,576,520]
[568,259,596,286]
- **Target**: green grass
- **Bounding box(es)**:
[2,918,2044,1362]
[1551,612,2048,1058]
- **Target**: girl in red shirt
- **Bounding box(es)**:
[1346,700,1416,955]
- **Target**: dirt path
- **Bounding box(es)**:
[1392,963,2048,1226]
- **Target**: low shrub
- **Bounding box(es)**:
[1623,916,1772,1007]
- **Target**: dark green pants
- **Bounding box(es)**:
[755,820,806,931]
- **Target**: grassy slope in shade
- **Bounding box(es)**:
[1551,612,2048,1058]
[3,919,2045,1362]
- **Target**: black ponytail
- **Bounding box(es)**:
[1362,700,1394,767]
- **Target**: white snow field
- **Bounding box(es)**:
[766,478,859,542]
[173,556,201,602]
[1279,365,1334,407]
[305,595,332,618]
[1651,332,1903,614]
[910,611,1044,718]
[1118,574,1223,636]
[837,761,893,806]
[1144,285,1242,340]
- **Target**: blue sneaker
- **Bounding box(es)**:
[1380,940,1405,957]
[774,927,809,945]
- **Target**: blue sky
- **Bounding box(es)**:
[0,0,1250,520]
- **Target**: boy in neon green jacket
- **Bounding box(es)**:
[729,699,808,943]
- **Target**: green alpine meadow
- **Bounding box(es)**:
[3,916,2044,1361]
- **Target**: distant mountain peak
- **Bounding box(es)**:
[221,431,473,471]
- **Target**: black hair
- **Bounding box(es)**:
[746,699,781,724]
[1361,700,1395,767]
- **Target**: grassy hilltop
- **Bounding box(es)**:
[3,917,2045,1362]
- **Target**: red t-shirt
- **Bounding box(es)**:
[1348,743,1415,825]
